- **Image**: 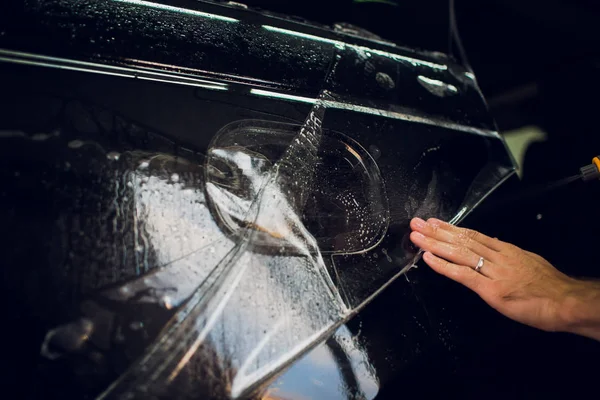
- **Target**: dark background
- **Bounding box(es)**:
[236,0,600,398]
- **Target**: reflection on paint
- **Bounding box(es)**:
[249,88,498,138]
[262,25,448,71]
[139,76,228,90]
[265,325,379,400]
[250,88,317,104]
[417,75,458,97]
[0,54,133,79]
[113,0,239,22]
[0,49,229,90]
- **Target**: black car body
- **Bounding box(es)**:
[0,1,515,398]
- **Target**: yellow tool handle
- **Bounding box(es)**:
[581,156,600,181]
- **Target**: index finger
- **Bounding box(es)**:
[426,218,506,252]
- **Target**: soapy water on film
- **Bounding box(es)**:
[99,93,348,399]
[0,4,516,396]
[4,88,389,398]
[1,37,486,397]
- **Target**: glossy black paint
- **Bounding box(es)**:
[0,1,516,399]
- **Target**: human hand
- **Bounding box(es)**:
[409,217,579,333]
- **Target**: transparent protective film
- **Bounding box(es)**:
[0,93,512,400]
[206,120,388,256]
[89,91,351,398]
[1,93,383,399]
[0,2,515,398]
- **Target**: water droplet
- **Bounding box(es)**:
[107,151,120,161]
[31,133,51,141]
[68,140,84,149]
[171,173,179,182]
[417,75,458,97]
[115,328,126,343]
[375,72,395,90]
[138,161,150,169]
[536,213,543,220]
[368,145,381,160]
[137,385,148,393]
[162,296,173,310]
[382,248,393,263]
[226,1,248,8]
[40,318,94,360]
[129,321,144,331]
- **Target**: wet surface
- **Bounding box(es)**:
[1,0,495,131]
[417,75,459,97]
[0,1,515,399]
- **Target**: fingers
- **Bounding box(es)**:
[410,231,496,277]
[425,218,506,252]
[410,217,500,263]
[422,251,490,294]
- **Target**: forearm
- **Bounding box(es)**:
[560,279,600,341]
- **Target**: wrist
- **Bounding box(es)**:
[558,279,600,339]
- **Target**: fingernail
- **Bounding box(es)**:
[412,217,426,229]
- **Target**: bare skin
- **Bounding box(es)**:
[409,217,600,341]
